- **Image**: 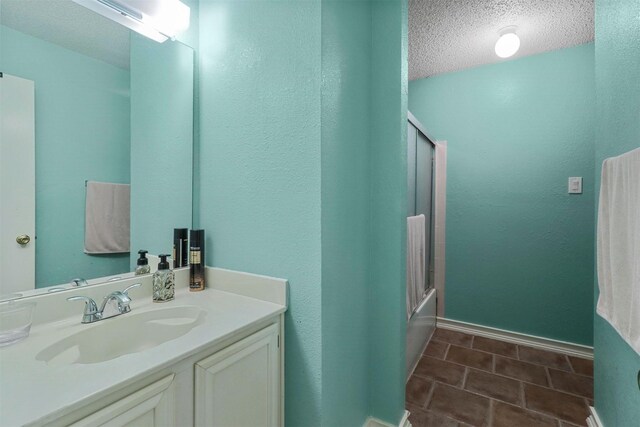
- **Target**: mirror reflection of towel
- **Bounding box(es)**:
[84,181,130,254]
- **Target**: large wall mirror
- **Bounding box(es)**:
[0,0,194,297]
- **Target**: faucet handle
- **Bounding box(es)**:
[67,296,100,323]
[70,278,88,287]
[122,283,141,297]
[67,295,98,312]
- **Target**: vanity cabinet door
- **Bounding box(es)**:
[195,323,280,427]
[69,374,175,427]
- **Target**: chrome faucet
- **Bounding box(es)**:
[67,283,141,324]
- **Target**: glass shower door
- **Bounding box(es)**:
[408,121,435,291]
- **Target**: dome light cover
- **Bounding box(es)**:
[495,30,520,58]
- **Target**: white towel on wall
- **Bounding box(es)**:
[84,181,130,254]
[407,214,426,320]
[597,147,640,355]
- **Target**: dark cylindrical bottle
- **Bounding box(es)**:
[173,228,188,268]
[189,229,205,291]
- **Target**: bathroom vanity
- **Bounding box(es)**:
[0,268,287,427]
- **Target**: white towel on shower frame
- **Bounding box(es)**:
[596,147,640,355]
[407,214,426,320]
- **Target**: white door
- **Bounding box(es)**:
[195,324,281,427]
[0,73,36,295]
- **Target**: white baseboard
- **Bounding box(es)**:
[399,410,411,427]
[363,411,411,427]
[436,317,593,359]
[587,406,603,427]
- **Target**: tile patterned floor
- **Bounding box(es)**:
[406,329,594,427]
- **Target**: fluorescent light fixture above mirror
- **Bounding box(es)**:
[73,0,190,43]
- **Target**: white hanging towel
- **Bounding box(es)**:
[84,181,130,254]
[597,147,640,355]
[406,214,426,320]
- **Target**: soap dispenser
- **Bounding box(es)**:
[135,250,151,275]
[153,254,175,302]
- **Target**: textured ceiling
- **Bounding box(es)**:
[409,0,594,80]
[1,0,130,69]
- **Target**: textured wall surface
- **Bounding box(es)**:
[1,25,130,288]
[409,44,596,345]
[197,1,323,425]
[196,0,408,425]
[320,1,371,425]
[320,2,409,425]
[130,34,194,266]
[369,0,409,423]
[594,0,640,424]
[409,0,594,79]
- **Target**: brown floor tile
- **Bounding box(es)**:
[406,376,433,406]
[424,339,449,359]
[560,422,586,427]
[548,369,593,399]
[492,401,558,427]
[568,356,594,377]
[427,382,490,426]
[446,345,493,371]
[495,356,549,386]
[518,346,572,371]
[464,369,522,405]
[414,356,466,387]
[524,383,590,425]
[473,336,518,358]
[406,402,423,413]
[407,404,460,427]
[432,329,473,348]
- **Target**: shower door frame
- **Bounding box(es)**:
[406,112,447,380]
[407,111,446,316]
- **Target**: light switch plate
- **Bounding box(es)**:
[568,177,583,194]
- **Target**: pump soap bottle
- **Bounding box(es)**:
[135,250,151,275]
[153,254,175,302]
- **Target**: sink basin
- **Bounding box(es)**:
[36,305,206,365]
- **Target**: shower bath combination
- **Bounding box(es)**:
[406,111,446,379]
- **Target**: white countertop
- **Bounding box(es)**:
[0,268,287,427]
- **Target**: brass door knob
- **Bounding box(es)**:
[16,234,31,245]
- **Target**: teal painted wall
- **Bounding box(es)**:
[409,44,596,345]
[130,34,194,264]
[320,1,371,424]
[197,1,323,425]
[196,0,407,425]
[594,0,640,424]
[369,0,408,423]
[0,25,130,288]
[321,0,384,426]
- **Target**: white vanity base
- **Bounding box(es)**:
[0,267,287,427]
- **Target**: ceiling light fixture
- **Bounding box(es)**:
[72,0,190,43]
[495,27,520,59]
